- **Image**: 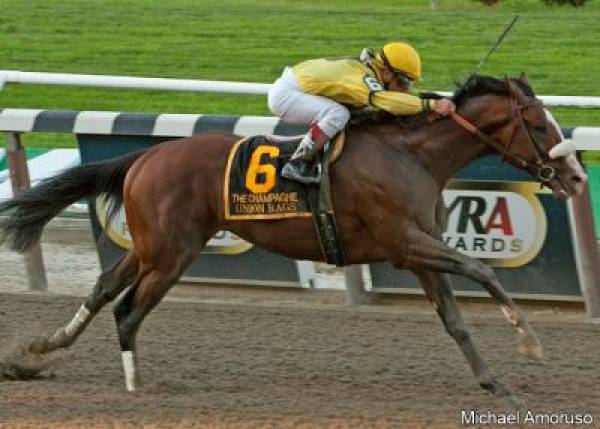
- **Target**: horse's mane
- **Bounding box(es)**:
[350,74,537,131]
[452,74,536,107]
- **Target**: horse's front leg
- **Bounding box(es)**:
[405,229,542,360]
[414,270,525,410]
[466,266,543,359]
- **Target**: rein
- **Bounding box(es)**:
[449,112,527,169]
[449,102,557,183]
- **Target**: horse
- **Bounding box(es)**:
[0,74,587,409]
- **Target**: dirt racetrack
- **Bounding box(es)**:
[0,240,599,428]
[1,284,600,429]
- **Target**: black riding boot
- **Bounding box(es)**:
[281,134,323,184]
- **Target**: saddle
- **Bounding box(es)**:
[223,132,347,266]
[268,132,346,266]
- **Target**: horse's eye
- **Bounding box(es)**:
[529,125,548,147]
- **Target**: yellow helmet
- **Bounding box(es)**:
[377,42,422,80]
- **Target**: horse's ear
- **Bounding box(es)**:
[518,72,529,85]
[505,76,519,97]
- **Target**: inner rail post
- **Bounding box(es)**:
[4,132,48,291]
[569,180,600,322]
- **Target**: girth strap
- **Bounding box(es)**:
[307,150,346,267]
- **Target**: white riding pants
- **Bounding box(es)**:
[267,67,350,138]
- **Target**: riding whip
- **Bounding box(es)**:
[461,15,520,87]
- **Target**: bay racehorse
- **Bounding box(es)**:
[0,74,587,408]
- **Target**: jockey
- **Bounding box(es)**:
[268,41,456,184]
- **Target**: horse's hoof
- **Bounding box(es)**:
[1,344,55,380]
[27,336,48,355]
[518,335,543,360]
[506,394,528,414]
[123,375,141,392]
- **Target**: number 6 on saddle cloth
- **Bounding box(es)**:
[223,133,346,265]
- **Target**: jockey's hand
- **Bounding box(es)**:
[433,99,456,116]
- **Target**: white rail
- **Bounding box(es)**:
[2,70,600,107]
[436,91,600,108]
[0,70,271,95]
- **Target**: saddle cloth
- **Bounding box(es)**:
[223,133,344,221]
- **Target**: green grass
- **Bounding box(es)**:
[1,0,599,148]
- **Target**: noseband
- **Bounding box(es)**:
[507,97,557,182]
[450,92,557,184]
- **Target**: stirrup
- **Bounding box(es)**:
[290,133,320,161]
[282,160,321,184]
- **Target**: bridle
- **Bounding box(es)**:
[450,84,558,184]
[507,96,557,182]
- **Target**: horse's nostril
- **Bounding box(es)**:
[571,174,588,185]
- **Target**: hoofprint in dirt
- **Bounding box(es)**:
[1,291,599,429]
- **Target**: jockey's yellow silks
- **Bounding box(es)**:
[292,58,434,115]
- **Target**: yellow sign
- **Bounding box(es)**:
[95,197,253,254]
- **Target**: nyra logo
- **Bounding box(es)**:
[442,181,548,267]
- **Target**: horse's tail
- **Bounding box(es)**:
[0,150,148,253]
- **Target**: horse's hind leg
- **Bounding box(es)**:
[28,251,139,355]
[113,250,198,392]
[405,229,542,360]
[416,270,525,410]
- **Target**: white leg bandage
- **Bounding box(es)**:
[121,351,136,392]
[64,304,90,336]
